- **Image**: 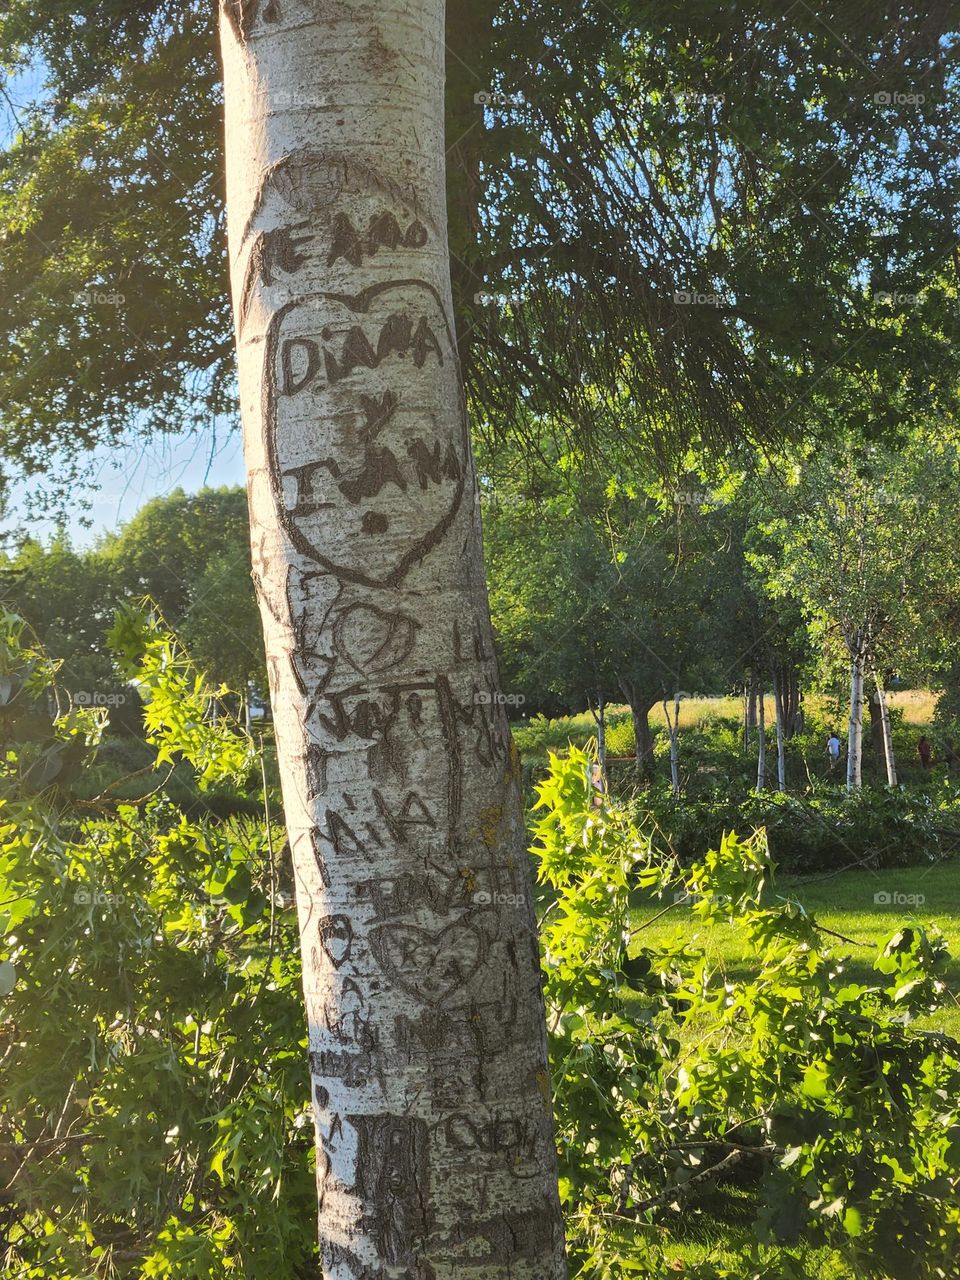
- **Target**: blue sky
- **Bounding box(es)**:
[3,429,247,548]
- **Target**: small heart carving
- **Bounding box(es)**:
[369,919,482,1005]
[318,914,353,968]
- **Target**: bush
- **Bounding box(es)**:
[536,746,960,1278]
[0,610,316,1279]
[638,786,959,874]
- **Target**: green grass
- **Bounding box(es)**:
[631,859,960,1037]
[614,861,960,1276]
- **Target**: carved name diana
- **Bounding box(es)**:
[263,279,468,589]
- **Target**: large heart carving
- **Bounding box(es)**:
[263,280,468,590]
[368,919,482,1005]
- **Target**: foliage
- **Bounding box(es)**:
[645,785,960,876]
[108,602,255,787]
[0,488,265,702]
[0,613,317,1278]
[7,4,960,504]
[535,747,960,1278]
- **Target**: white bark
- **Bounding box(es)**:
[662,693,681,797]
[772,671,786,792]
[219,3,565,1276]
[873,673,898,787]
[847,648,865,791]
[756,684,766,791]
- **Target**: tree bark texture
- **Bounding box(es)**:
[772,669,786,792]
[847,649,865,791]
[219,3,566,1276]
[756,683,766,791]
[873,673,898,787]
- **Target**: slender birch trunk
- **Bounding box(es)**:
[747,680,758,733]
[742,685,749,754]
[219,4,566,1275]
[772,669,786,792]
[873,671,898,787]
[663,693,681,797]
[847,646,865,792]
[756,683,766,791]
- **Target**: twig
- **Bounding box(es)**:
[621,1148,747,1216]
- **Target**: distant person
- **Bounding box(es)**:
[945,738,959,775]
[827,732,842,769]
[917,735,932,770]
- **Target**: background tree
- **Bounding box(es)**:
[5,5,960,510]
[759,436,960,790]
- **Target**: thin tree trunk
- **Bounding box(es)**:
[873,670,898,786]
[588,693,607,780]
[663,693,681,797]
[847,648,865,791]
[772,669,786,791]
[867,687,885,757]
[742,685,750,753]
[756,682,766,790]
[747,681,758,731]
[784,668,801,738]
[220,5,566,1275]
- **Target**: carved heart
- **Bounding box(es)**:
[369,919,482,1005]
[318,914,353,968]
[333,601,417,676]
[264,281,468,590]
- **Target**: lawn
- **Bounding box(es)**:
[630,859,960,1038]
[616,859,960,1276]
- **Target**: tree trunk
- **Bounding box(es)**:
[867,687,885,757]
[873,670,898,786]
[772,669,787,791]
[742,685,750,752]
[663,693,681,797]
[783,667,801,738]
[747,681,758,731]
[847,648,865,791]
[756,682,767,790]
[219,5,566,1276]
[632,702,655,779]
[588,693,607,780]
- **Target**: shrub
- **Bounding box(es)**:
[638,786,958,874]
[535,747,960,1279]
[0,609,317,1278]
